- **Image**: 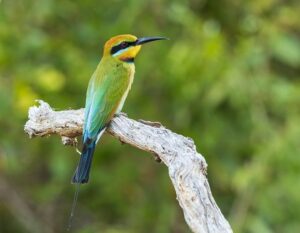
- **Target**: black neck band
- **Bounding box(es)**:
[121,57,134,63]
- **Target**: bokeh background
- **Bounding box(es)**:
[1,0,300,232]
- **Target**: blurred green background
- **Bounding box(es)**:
[0,0,300,232]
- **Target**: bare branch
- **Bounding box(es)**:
[24,100,233,233]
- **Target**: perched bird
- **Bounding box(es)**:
[72,34,167,184]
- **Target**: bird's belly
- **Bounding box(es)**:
[116,67,135,113]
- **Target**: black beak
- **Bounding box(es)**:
[135,36,169,45]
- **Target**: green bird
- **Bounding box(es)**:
[72,34,167,184]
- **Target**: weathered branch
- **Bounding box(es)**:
[24,100,233,233]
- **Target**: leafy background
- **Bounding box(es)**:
[0,0,300,232]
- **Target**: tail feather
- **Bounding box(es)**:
[72,140,96,184]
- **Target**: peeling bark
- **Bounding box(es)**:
[24,100,233,233]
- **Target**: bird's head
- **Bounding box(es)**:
[103,34,167,63]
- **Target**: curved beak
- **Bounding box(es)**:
[135,36,169,45]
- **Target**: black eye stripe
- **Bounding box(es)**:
[110,41,136,55]
[120,42,128,48]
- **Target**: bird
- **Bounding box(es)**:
[72,34,168,184]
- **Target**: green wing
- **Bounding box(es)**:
[84,61,129,140]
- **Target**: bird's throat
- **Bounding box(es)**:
[120,57,134,63]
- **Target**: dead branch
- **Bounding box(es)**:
[24,100,232,233]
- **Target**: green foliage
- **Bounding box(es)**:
[0,0,299,232]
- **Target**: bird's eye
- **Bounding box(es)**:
[120,42,128,48]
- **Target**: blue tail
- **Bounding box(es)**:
[72,140,96,184]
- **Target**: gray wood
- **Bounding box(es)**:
[24,100,233,233]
